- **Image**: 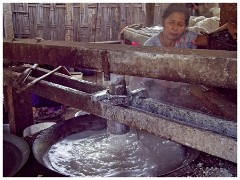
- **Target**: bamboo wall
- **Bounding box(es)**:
[9,3,169,42]
[3,4,14,39]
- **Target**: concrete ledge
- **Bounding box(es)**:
[3,38,237,89]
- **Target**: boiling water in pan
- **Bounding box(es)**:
[48,128,186,177]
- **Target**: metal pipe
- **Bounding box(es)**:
[16,66,62,93]
[14,63,39,85]
[3,38,237,89]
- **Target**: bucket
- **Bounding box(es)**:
[23,122,56,137]
[32,114,199,177]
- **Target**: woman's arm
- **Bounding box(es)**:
[210,22,237,39]
[194,34,208,47]
[194,22,237,47]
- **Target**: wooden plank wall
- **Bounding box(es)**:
[10,3,169,42]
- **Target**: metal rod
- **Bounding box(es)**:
[16,66,62,93]
[14,63,38,85]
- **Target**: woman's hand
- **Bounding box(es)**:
[227,22,237,40]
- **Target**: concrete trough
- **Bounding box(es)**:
[3,38,237,89]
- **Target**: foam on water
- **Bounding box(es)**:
[48,129,186,177]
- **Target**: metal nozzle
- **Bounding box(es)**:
[107,74,130,134]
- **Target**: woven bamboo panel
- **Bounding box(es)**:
[11,3,169,42]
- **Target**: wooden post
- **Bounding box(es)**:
[3,3,14,38]
[65,3,73,41]
[3,86,9,124]
[5,86,34,136]
[145,3,155,27]
[219,3,237,26]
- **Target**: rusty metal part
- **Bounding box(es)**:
[7,64,106,94]
[14,63,39,86]
[3,38,237,89]
[16,66,62,93]
[3,69,237,163]
[10,64,105,94]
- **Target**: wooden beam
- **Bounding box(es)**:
[5,86,34,136]
[145,3,155,27]
[219,3,237,26]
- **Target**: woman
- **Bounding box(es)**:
[129,3,237,114]
[144,3,236,48]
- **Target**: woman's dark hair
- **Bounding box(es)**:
[162,3,190,26]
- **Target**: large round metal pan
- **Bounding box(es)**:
[3,132,30,177]
[32,114,199,177]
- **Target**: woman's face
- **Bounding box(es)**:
[162,12,186,41]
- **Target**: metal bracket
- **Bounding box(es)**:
[91,87,148,106]
[105,92,132,106]
[13,63,39,86]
